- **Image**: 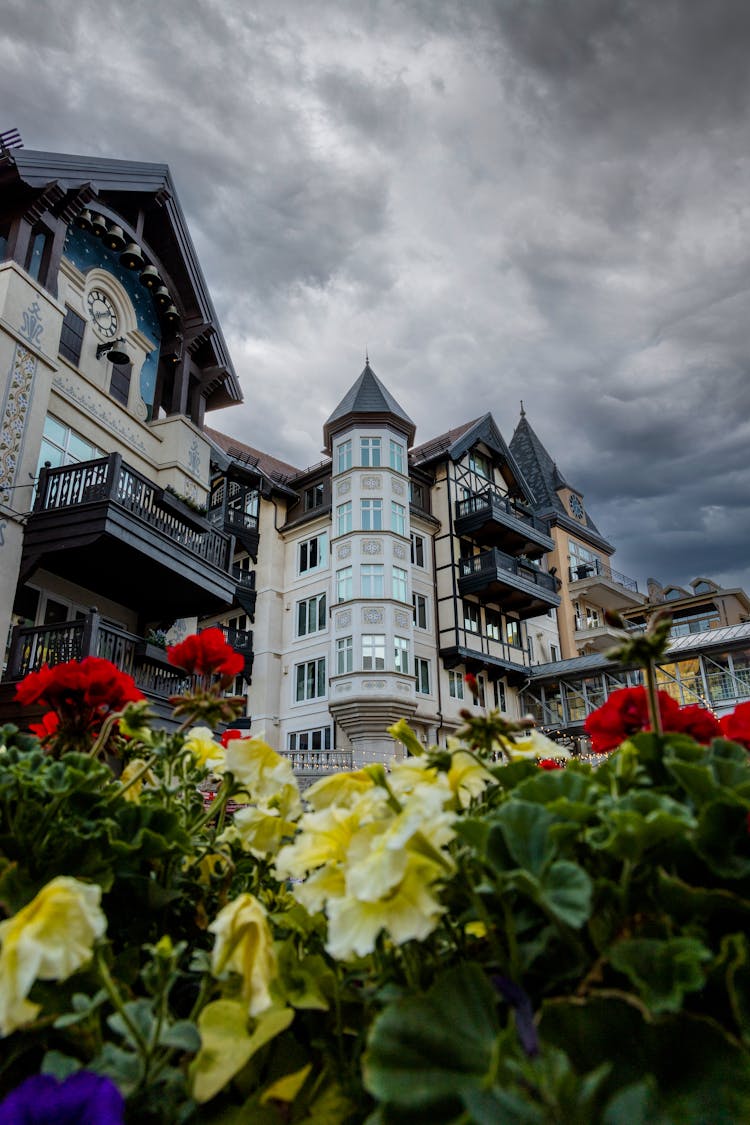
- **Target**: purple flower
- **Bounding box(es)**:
[0,1071,124,1125]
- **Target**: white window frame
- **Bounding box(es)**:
[413,592,428,629]
[360,437,381,467]
[361,564,384,598]
[288,727,332,751]
[294,657,327,702]
[362,634,386,671]
[298,531,328,575]
[296,592,327,638]
[361,498,383,531]
[336,566,353,603]
[337,439,352,473]
[415,656,430,695]
[410,532,425,568]
[336,501,352,536]
[392,565,408,603]
[391,501,406,536]
[394,635,410,675]
[336,635,353,675]
[390,439,405,474]
[448,670,464,700]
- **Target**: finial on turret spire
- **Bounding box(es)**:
[520,399,526,418]
[365,346,369,366]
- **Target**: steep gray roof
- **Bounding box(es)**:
[510,413,612,549]
[323,362,415,449]
[411,413,537,503]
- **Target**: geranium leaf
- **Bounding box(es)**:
[609,937,712,1014]
[491,801,557,875]
[363,963,499,1110]
[536,861,593,929]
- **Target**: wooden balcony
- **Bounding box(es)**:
[458,548,560,619]
[22,455,236,618]
[0,612,189,729]
[454,490,553,558]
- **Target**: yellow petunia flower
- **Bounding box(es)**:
[0,876,107,1037]
[222,804,298,860]
[224,738,299,805]
[304,769,376,811]
[209,894,277,1017]
[119,758,156,803]
[184,726,225,771]
[447,750,495,808]
[503,728,572,762]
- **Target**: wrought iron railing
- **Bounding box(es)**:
[34,455,233,571]
[568,559,638,593]
[460,548,558,593]
[281,750,354,772]
[455,489,547,533]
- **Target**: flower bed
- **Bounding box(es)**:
[0,624,749,1123]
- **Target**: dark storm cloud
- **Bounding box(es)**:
[2,0,750,592]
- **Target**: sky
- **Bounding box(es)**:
[3,0,750,595]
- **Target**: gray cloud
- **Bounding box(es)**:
[3,0,750,593]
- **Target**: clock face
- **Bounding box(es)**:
[86,287,118,339]
[569,494,585,520]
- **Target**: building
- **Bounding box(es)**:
[204,361,563,768]
[509,407,646,659]
[0,142,243,725]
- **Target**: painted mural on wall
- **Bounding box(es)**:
[63,226,161,413]
[0,343,37,507]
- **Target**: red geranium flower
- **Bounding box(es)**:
[464,673,479,699]
[16,657,143,752]
[668,703,722,744]
[719,701,750,750]
[538,758,563,770]
[584,686,682,754]
[167,629,243,678]
[29,711,60,741]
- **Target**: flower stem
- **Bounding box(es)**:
[644,659,663,736]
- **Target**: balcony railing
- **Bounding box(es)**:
[35,454,233,572]
[5,614,188,700]
[460,549,558,594]
[568,559,638,593]
[281,750,354,773]
[456,490,545,532]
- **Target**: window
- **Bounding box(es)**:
[360,437,381,467]
[362,634,385,671]
[464,602,481,634]
[569,540,601,579]
[362,564,384,598]
[288,727,332,752]
[410,532,425,567]
[448,670,464,700]
[37,415,103,474]
[294,658,327,701]
[415,657,430,694]
[336,636,353,675]
[485,608,502,642]
[361,498,383,530]
[409,480,426,509]
[58,307,86,366]
[109,360,132,407]
[390,439,404,473]
[296,592,326,637]
[391,501,406,536]
[493,680,507,711]
[469,449,490,479]
[392,566,408,603]
[337,440,352,473]
[336,566,353,602]
[550,644,559,662]
[336,501,352,536]
[394,636,410,674]
[506,619,522,648]
[298,531,327,574]
[412,592,428,629]
[25,227,50,282]
[304,483,324,511]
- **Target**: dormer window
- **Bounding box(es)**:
[469,449,490,480]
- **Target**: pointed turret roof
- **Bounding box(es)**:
[509,411,613,550]
[323,361,416,451]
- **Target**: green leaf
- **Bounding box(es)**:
[107,997,156,1045]
[536,861,593,929]
[189,1001,294,1104]
[363,963,499,1110]
[491,801,557,875]
[609,937,712,1014]
[694,800,750,878]
[602,1079,656,1125]
[586,792,696,862]
[158,1019,202,1052]
[462,1086,545,1124]
[41,1051,81,1080]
